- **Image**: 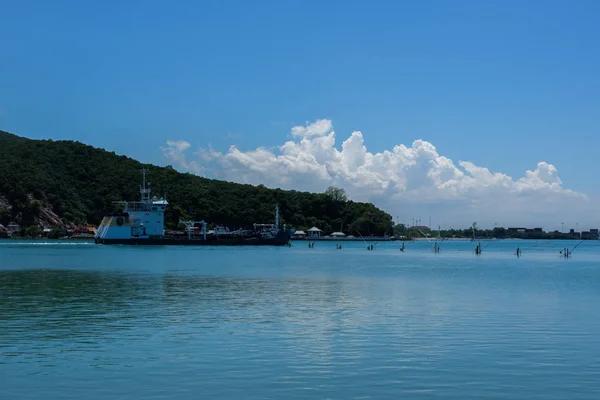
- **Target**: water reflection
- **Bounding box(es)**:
[0,270,153,352]
[0,269,452,363]
[2,250,600,400]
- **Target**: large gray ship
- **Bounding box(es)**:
[94,170,293,246]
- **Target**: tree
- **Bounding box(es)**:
[324,186,348,202]
[0,211,9,226]
[393,223,406,236]
[24,225,43,238]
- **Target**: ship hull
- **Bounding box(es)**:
[94,232,292,246]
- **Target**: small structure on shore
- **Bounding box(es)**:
[292,230,306,239]
[307,227,322,239]
[6,223,20,234]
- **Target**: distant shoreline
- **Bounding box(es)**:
[2,236,597,243]
[397,237,598,241]
[292,236,597,242]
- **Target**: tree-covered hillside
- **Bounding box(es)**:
[0,130,393,235]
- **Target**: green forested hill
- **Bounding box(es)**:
[0,130,393,235]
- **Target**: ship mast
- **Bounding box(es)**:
[140,168,151,205]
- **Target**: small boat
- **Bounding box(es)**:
[94,169,293,246]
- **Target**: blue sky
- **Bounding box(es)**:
[2,0,599,228]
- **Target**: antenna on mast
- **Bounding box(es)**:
[140,168,151,204]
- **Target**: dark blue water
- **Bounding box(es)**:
[1,239,600,399]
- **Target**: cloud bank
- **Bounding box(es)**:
[162,119,596,229]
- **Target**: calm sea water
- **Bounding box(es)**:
[1,239,600,399]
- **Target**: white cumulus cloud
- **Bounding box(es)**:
[160,140,205,175]
[161,120,598,229]
[290,119,334,138]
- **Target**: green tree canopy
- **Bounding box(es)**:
[324,186,348,202]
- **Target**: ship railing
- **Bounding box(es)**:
[113,201,153,212]
[179,219,207,240]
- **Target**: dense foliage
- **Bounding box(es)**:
[0,130,394,235]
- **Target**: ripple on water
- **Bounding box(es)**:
[1,241,600,399]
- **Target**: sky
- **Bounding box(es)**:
[1,0,599,230]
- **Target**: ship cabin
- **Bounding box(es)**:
[253,223,277,239]
[95,169,169,241]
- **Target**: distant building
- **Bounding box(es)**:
[6,223,20,233]
[569,229,578,238]
[508,227,526,233]
[292,230,306,239]
[581,229,599,239]
[525,228,543,233]
[71,226,97,238]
